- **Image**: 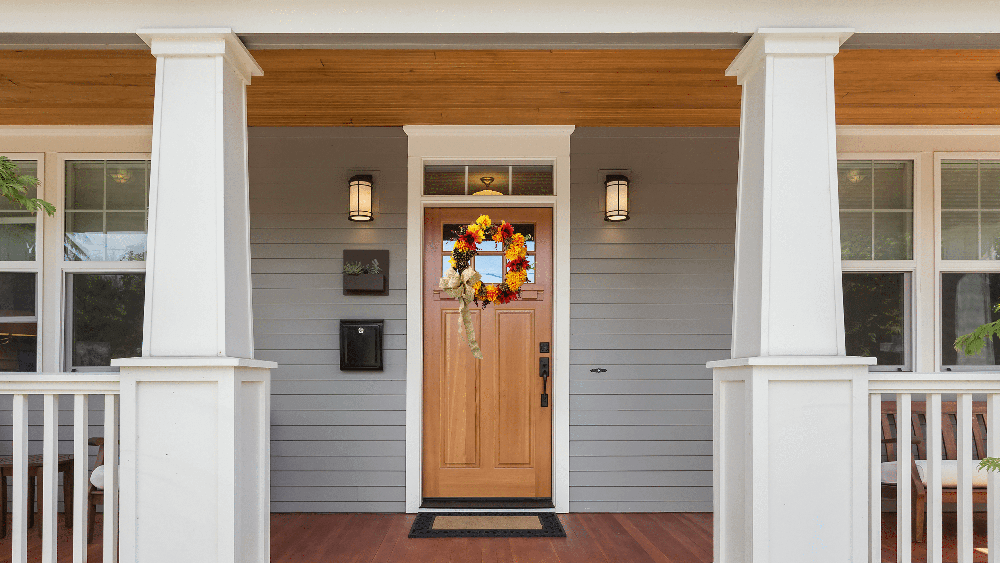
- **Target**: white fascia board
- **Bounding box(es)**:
[6,1,1000,34]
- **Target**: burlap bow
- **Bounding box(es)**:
[439,267,483,359]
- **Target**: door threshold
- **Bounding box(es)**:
[421,497,555,509]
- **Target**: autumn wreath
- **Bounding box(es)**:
[439,215,531,358]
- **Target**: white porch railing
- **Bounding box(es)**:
[869,373,1000,563]
[1,374,120,563]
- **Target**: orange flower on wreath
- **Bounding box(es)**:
[485,284,500,302]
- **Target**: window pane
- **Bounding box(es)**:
[942,161,980,210]
[106,212,147,261]
[941,273,1000,367]
[511,165,554,196]
[66,161,105,210]
[0,321,36,372]
[105,161,148,210]
[982,162,1000,209]
[65,211,106,261]
[941,211,979,260]
[65,160,150,262]
[838,161,872,210]
[469,166,508,195]
[0,273,35,317]
[843,273,906,368]
[0,161,38,261]
[983,211,1000,260]
[873,161,913,209]
[425,166,465,196]
[839,212,872,260]
[873,212,913,260]
[0,272,37,372]
[71,274,145,367]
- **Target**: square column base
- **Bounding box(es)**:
[113,357,275,563]
[709,356,874,563]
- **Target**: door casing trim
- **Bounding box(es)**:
[404,125,574,513]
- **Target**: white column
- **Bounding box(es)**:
[112,29,274,563]
[710,29,875,563]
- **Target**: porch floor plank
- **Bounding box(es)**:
[0,511,988,562]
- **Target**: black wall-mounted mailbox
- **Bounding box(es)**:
[340,320,384,371]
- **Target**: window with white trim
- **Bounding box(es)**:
[839,160,914,371]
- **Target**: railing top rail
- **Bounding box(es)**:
[0,373,120,394]
[869,372,1000,394]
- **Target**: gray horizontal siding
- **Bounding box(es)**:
[249,126,408,513]
[568,127,738,513]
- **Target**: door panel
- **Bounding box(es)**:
[423,207,552,499]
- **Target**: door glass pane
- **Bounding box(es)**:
[469,166,508,195]
[941,273,1000,367]
[511,165,554,196]
[71,273,145,367]
[0,272,37,373]
[0,161,38,261]
[512,224,535,252]
[425,166,466,196]
[475,255,503,285]
[526,255,535,283]
[843,273,907,369]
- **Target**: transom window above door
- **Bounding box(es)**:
[424,164,553,196]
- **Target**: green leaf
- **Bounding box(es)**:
[0,156,56,217]
[978,457,1000,473]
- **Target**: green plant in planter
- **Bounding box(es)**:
[954,305,1000,472]
[0,156,55,216]
[343,259,381,275]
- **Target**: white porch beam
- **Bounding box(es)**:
[711,28,875,563]
[113,28,273,563]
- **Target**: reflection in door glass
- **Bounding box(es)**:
[476,255,503,284]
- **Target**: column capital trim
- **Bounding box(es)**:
[726,27,854,81]
[137,27,263,82]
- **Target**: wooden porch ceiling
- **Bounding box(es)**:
[1,49,999,127]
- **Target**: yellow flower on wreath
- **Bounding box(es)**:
[466,224,484,243]
[475,215,491,229]
[505,242,527,261]
[454,239,472,252]
[485,284,500,302]
[505,270,528,292]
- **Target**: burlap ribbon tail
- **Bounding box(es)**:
[439,267,483,359]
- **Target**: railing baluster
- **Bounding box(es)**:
[989,393,1000,563]
[871,392,881,563]
[42,394,58,563]
[958,393,973,563]
[74,394,89,563]
[12,394,28,563]
[104,394,119,563]
[898,393,912,563]
[927,393,942,563]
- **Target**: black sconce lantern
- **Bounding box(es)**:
[605,174,630,222]
[349,174,374,222]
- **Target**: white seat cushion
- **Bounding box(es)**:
[881,460,989,488]
[90,465,104,490]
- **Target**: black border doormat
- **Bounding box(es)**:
[408,512,566,538]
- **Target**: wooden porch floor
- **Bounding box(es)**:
[0,511,989,562]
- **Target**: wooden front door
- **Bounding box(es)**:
[423,207,553,499]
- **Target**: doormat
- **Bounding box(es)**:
[408,512,566,538]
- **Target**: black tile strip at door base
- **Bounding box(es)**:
[421,497,555,509]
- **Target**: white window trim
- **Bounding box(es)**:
[403,125,573,514]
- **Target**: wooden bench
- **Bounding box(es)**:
[881,401,988,543]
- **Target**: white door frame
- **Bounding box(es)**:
[403,125,574,513]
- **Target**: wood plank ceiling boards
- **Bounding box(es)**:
[1,49,999,126]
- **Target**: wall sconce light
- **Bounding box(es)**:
[349,174,374,222]
[605,174,630,222]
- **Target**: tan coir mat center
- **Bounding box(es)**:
[431,515,544,530]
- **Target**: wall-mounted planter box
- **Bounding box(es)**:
[343,249,390,296]
[343,273,387,293]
